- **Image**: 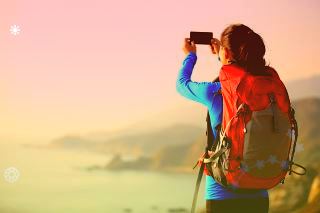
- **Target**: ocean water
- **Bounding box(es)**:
[0,144,206,213]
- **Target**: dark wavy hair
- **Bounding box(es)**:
[220,23,271,75]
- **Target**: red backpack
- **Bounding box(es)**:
[202,64,306,189]
[191,65,306,213]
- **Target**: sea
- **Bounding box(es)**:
[0,143,206,213]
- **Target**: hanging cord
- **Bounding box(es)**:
[288,106,306,175]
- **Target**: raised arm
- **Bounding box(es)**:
[176,52,220,107]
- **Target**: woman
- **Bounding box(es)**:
[176,23,270,213]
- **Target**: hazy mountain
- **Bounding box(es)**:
[50,123,204,158]
[285,75,320,100]
[101,132,206,173]
[290,98,320,165]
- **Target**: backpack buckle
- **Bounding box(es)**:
[222,138,231,149]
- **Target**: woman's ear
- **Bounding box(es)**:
[224,47,232,61]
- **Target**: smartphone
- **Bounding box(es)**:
[190,31,213,45]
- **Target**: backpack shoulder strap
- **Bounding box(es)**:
[206,79,221,151]
[206,110,213,151]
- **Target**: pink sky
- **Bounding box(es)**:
[1,0,320,144]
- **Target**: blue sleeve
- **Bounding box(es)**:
[176,52,220,107]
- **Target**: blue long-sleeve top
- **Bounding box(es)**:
[176,52,268,200]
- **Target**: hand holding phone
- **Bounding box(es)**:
[210,38,221,54]
[183,38,196,55]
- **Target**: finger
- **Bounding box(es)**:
[211,38,220,45]
[210,46,215,54]
[210,45,217,54]
[191,42,197,50]
[213,46,218,53]
[210,39,217,47]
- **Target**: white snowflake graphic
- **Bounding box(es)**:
[280,160,289,170]
[268,155,278,164]
[295,143,304,153]
[256,160,265,169]
[10,25,21,36]
[3,167,20,183]
[240,163,250,172]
